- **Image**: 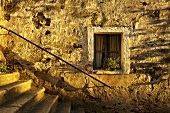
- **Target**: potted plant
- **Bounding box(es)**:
[102,57,120,71]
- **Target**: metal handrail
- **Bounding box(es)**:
[0,25,112,89]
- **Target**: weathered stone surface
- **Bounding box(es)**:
[0,0,170,112]
[0,72,20,86]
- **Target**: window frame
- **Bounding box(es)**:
[87,27,130,74]
[93,34,122,70]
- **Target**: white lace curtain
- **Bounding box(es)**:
[95,35,105,69]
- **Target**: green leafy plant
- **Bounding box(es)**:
[102,57,120,71]
[0,63,8,73]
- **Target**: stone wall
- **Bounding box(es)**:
[0,0,170,112]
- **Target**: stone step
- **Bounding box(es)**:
[28,94,59,113]
[71,108,85,113]
[0,72,20,86]
[0,80,32,105]
[56,101,71,113]
[0,88,45,113]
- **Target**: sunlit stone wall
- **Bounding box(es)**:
[0,0,170,112]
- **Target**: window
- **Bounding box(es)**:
[87,27,130,74]
[94,34,121,69]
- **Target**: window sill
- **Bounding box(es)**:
[93,69,123,74]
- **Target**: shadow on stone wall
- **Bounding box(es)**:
[72,85,170,113]
[130,7,170,81]
[1,2,170,112]
[130,39,170,74]
[4,44,169,113]
[0,43,98,101]
[0,44,88,93]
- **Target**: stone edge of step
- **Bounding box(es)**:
[0,87,45,113]
[0,80,32,105]
[29,94,59,113]
[0,72,20,86]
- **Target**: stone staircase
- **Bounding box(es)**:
[0,72,85,113]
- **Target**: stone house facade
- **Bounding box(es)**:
[0,0,170,112]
